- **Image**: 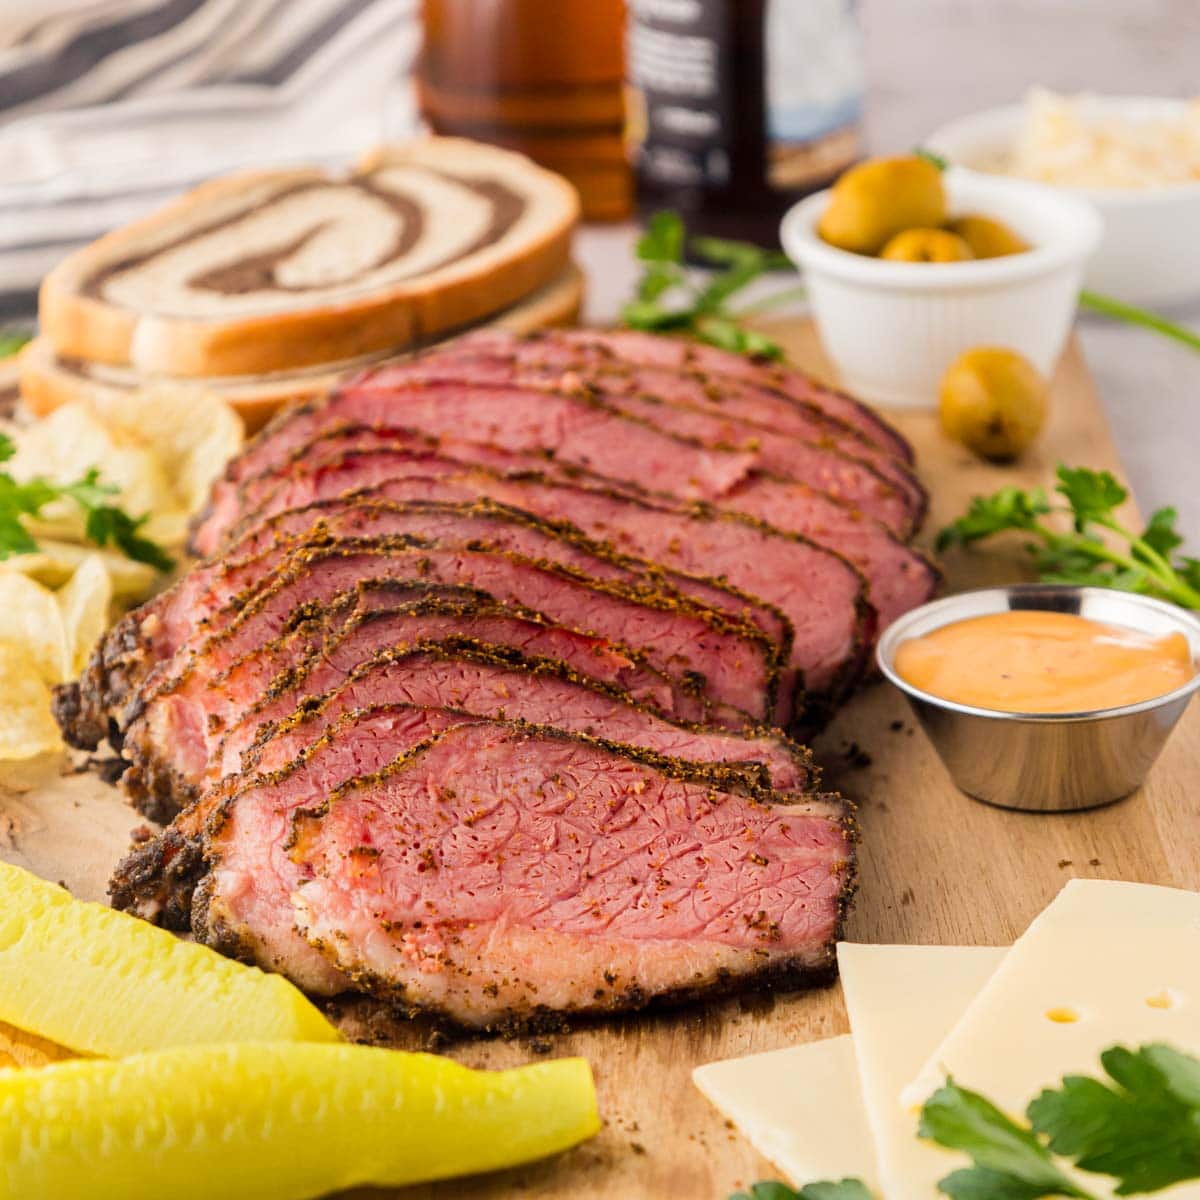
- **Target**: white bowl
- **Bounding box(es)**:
[779,170,1102,409]
[927,98,1200,307]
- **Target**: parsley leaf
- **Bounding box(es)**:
[918,1043,1200,1197]
[636,209,686,266]
[0,511,39,557]
[634,211,688,304]
[728,1181,873,1200]
[58,467,118,512]
[690,235,791,273]
[1180,557,1200,594]
[1054,466,1127,530]
[729,1185,801,1200]
[938,465,1200,609]
[919,1081,1093,1199]
[935,487,1050,552]
[622,210,798,361]
[730,1045,1200,1200]
[83,505,175,572]
[0,432,173,570]
[1140,507,1184,558]
[1028,1045,1200,1194]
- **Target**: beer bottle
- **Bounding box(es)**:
[419,0,631,221]
[627,0,864,245]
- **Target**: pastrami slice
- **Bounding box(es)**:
[374,347,925,523]
[222,641,813,790]
[114,537,775,816]
[481,327,915,465]
[221,442,932,637]
[199,720,854,1028]
[120,586,707,818]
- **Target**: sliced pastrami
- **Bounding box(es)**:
[177,720,855,1026]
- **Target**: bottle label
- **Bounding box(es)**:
[626,0,732,189]
[628,0,862,194]
[764,0,863,190]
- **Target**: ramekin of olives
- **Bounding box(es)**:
[780,157,1102,411]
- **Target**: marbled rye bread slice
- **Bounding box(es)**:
[38,138,579,378]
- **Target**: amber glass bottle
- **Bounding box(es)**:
[419,0,631,220]
[627,0,864,245]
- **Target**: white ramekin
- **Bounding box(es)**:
[780,170,1102,409]
[927,98,1200,307]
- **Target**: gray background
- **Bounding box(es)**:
[580,0,1200,548]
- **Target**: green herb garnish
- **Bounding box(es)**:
[920,1079,1094,1199]
[0,433,173,571]
[937,464,1200,609]
[621,212,801,360]
[0,331,31,359]
[1079,290,1200,355]
[730,1043,1200,1200]
[729,1181,873,1200]
[924,1044,1200,1197]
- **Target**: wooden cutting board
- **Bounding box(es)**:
[2,319,1196,1198]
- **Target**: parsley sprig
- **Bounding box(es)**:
[925,1044,1200,1197]
[938,464,1200,609]
[730,1042,1200,1200]
[621,212,803,361]
[1078,291,1200,355]
[920,1079,1094,1199]
[0,433,173,571]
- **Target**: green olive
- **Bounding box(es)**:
[880,228,975,262]
[945,214,1030,258]
[817,156,947,256]
[939,347,1048,461]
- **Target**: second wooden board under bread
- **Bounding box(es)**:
[20,262,584,430]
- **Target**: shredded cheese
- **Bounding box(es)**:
[1003,87,1200,189]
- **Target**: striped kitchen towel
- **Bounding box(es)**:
[0,0,422,310]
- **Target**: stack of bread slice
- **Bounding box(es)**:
[21,138,582,429]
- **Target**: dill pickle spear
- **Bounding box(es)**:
[0,1043,600,1200]
[0,861,338,1055]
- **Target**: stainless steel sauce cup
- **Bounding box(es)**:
[876,584,1200,812]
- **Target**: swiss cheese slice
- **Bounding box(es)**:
[902,880,1200,1200]
[838,943,1006,1197]
[693,1035,879,1188]
[693,945,1007,1191]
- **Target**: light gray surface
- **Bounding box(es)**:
[581,0,1200,549]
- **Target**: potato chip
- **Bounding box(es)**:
[56,556,112,677]
[0,1019,75,1070]
[1,540,157,602]
[0,573,69,684]
[88,384,244,519]
[0,643,64,758]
